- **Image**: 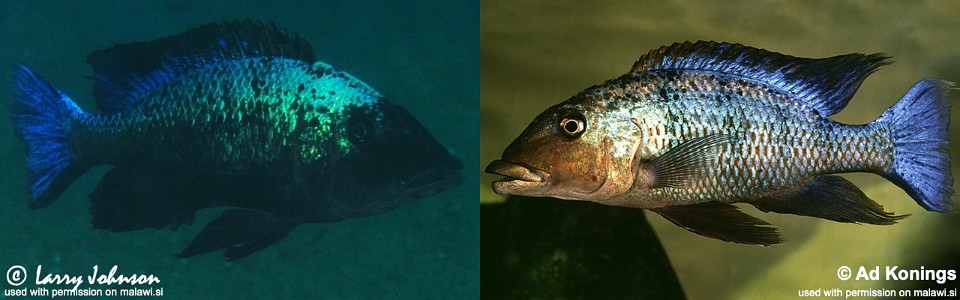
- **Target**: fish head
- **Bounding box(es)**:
[296,101,463,219]
[486,96,640,202]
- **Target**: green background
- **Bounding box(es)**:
[481,1,960,299]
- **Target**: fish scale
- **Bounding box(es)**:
[72,57,379,170]
[12,20,462,259]
[606,71,894,205]
[488,41,953,245]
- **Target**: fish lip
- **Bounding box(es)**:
[401,157,464,198]
[485,160,549,194]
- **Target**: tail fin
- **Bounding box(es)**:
[10,63,87,209]
[878,78,954,212]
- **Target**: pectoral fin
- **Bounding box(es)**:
[749,175,906,225]
[644,134,735,188]
[176,209,296,260]
[652,202,782,246]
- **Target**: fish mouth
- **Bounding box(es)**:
[401,157,464,198]
[485,160,549,195]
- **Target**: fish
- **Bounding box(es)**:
[485,41,954,245]
[10,20,463,260]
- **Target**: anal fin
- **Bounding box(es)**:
[176,209,296,261]
[652,202,782,246]
[89,166,205,231]
[750,175,906,225]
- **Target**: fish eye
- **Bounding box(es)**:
[558,111,586,139]
[349,123,368,143]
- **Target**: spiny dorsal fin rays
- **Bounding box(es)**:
[646,134,735,189]
[630,41,890,116]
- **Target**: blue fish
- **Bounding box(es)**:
[11,20,462,260]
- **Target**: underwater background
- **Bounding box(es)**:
[481,0,960,299]
[1,0,478,299]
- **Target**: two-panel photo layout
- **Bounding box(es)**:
[1,0,959,299]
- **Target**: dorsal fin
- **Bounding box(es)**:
[86,20,315,113]
[630,41,890,116]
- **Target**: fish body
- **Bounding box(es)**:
[486,41,953,245]
[11,20,462,260]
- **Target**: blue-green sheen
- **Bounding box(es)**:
[75,58,380,169]
[10,20,462,260]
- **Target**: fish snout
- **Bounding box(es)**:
[485,160,549,195]
[401,155,463,198]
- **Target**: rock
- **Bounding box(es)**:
[481,196,685,299]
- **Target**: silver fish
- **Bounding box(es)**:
[486,41,954,245]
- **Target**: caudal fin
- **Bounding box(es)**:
[878,78,954,212]
[10,63,87,209]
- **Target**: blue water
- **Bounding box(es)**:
[0,1,478,298]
